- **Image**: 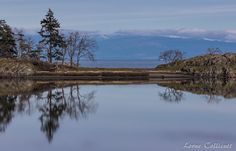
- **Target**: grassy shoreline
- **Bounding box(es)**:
[0,70,193,80]
[0,58,193,80]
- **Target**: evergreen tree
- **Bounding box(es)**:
[35,43,46,60]
[0,20,16,58]
[53,35,65,63]
[39,9,64,63]
[30,46,42,61]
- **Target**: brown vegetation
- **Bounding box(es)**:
[156,53,236,78]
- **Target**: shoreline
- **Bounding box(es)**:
[0,69,193,80]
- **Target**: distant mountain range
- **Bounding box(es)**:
[30,30,236,60]
[95,32,236,60]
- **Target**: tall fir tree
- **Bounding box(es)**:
[0,20,16,58]
[39,9,64,63]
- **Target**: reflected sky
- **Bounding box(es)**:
[0,83,235,151]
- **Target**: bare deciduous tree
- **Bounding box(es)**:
[67,32,80,66]
[159,50,184,63]
[14,28,25,58]
[15,29,43,60]
[14,29,38,60]
[207,48,222,55]
[60,34,67,65]
[23,37,34,59]
[76,35,96,67]
[66,32,97,67]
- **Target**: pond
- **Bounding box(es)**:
[0,80,235,151]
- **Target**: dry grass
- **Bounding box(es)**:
[156,53,236,78]
[0,58,158,78]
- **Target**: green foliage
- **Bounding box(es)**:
[0,20,16,58]
[0,95,17,132]
[39,9,64,63]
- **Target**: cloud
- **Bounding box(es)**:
[114,29,236,42]
[21,27,236,43]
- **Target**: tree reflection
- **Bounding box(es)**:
[159,88,183,103]
[17,94,33,115]
[202,80,222,104]
[157,79,236,103]
[38,86,97,142]
[0,95,17,132]
[39,90,65,142]
[75,86,96,118]
[0,82,97,143]
[204,95,222,104]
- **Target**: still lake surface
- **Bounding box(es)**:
[0,80,235,151]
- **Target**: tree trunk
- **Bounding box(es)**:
[48,35,52,63]
[70,57,73,66]
[48,46,52,63]
[61,53,64,65]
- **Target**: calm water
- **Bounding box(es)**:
[0,80,235,151]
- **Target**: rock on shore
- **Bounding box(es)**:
[156,53,236,78]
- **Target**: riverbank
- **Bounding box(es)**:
[4,53,236,80]
[0,58,193,80]
[31,70,192,80]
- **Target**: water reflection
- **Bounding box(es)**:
[158,79,236,103]
[159,88,183,103]
[38,87,97,142]
[0,95,17,132]
[0,80,236,151]
[0,80,97,142]
[0,79,236,147]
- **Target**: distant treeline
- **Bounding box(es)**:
[0,9,96,66]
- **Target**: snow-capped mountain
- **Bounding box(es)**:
[28,29,236,60]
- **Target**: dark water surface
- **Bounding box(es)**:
[0,80,235,151]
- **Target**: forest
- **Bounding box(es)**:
[0,9,96,67]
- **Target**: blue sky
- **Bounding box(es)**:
[1,0,236,32]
